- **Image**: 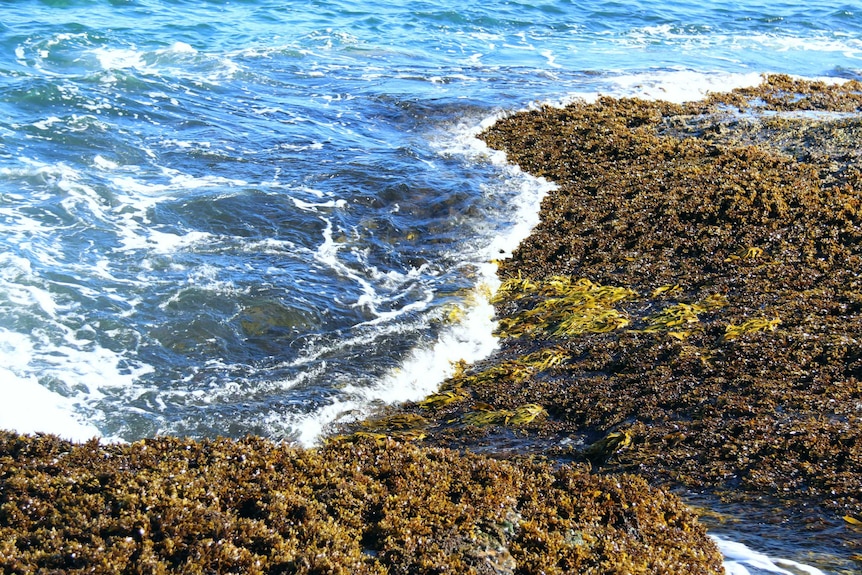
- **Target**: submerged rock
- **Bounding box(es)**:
[0,432,722,574]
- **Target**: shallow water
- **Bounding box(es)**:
[1,1,861,572]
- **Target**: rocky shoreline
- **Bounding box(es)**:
[347,76,862,569]
[2,76,860,573]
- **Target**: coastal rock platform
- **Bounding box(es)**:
[348,75,862,570]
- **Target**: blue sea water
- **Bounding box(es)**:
[1,1,860,571]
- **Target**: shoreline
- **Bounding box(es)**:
[2,75,860,573]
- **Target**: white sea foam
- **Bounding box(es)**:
[313,217,378,311]
[358,276,500,401]
[92,47,149,72]
[89,41,238,84]
[0,367,101,442]
[744,33,862,57]
[32,116,63,130]
[0,316,153,441]
[550,69,766,106]
[619,24,862,61]
[162,41,196,55]
[314,218,436,324]
[120,228,215,254]
[107,171,244,254]
[0,328,120,442]
[93,155,119,170]
[288,113,554,447]
[713,535,826,575]
[606,70,767,103]
[292,197,348,211]
[287,280,502,447]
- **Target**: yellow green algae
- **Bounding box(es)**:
[338,75,862,570]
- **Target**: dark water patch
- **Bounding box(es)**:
[683,491,861,573]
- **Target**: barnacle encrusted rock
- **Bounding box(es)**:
[0,432,723,574]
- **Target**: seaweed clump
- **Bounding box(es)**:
[0,431,723,574]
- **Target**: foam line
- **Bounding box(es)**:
[712,535,826,575]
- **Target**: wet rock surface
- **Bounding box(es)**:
[0,432,722,574]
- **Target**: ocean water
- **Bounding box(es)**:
[2,1,860,572]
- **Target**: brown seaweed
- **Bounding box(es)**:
[0,432,723,574]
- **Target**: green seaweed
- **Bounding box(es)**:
[494,277,637,338]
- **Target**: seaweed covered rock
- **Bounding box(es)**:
[351,77,861,564]
[474,75,862,513]
[0,431,722,574]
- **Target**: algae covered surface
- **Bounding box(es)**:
[477,75,862,513]
[0,432,722,574]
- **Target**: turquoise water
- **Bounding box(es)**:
[1,1,860,571]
